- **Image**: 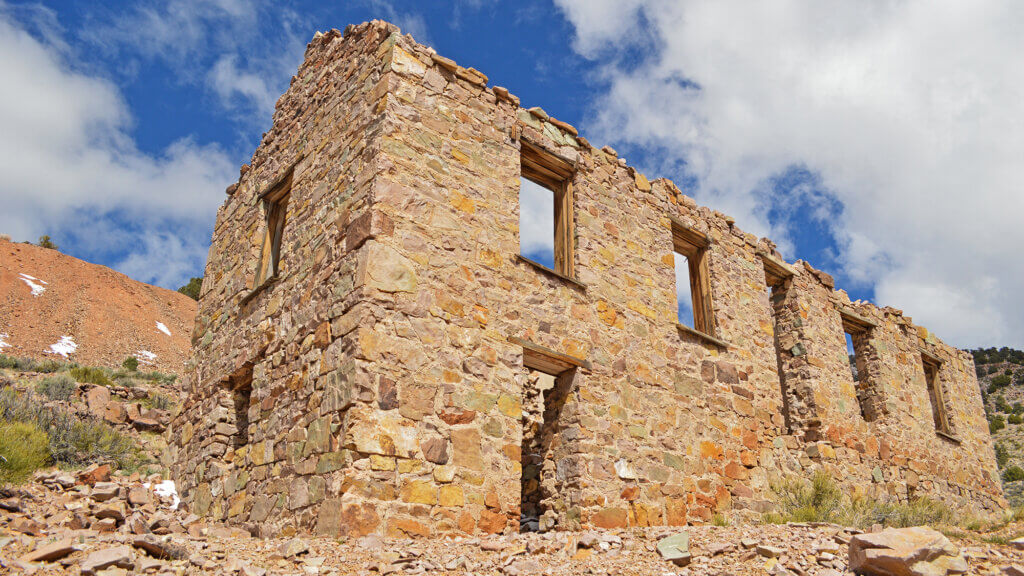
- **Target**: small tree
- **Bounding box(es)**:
[37,235,58,250]
[177,276,202,301]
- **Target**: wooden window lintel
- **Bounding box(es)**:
[509,336,591,374]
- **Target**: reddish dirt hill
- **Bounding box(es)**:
[0,238,196,375]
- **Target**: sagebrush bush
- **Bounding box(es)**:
[765,470,953,529]
[0,421,51,484]
[69,366,112,387]
[35,373,77,402]
[0,387,140,470]
[0,354,67,373]
[122,356,139,371]
[145,392,174,411]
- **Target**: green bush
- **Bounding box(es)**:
[0,387,139,470]
[36,235,58,250]
[35,374,77,402]
[1004,466,1024,482]
[69,366,112,387]
[996,442,1011,468]
[177,276,202,301]
[1010,414,1023,425]
[0,421,51,484]
[122,357,139,372]
[991,415,1006,433]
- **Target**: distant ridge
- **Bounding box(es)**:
[0,238,196,375]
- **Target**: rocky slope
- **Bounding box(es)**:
[974,347,1024,506]
[0,238,196,375]
[3,467,1024,575]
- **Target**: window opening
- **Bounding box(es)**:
[923,355,951,435]
[841,311,875,421]
[224,362,254,451]
[671,220,714,336]
[254,169,292,287]
[519,140,575,277]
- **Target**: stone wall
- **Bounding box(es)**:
[168,21,1003,538]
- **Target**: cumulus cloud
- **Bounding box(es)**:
[555,0,1024,348]
[0,10,232,288]
[82,0,305,120]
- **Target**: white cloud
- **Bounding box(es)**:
[366,0,431,45]
[555,0,1024,348]
[519,178,555,264]
[208,54,279,118]
[82,0,305,119]
[0,10,232,289]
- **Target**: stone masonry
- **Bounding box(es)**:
[167,21,1004,538]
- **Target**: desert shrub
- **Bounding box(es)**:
[137,370,177,386]
[996,395,1012,413]
[122,357,139,371]
[0,355,65,372]
[765,471,953,529]
[992,374,1012,388]
[36,235,58,250]
[145,392,174,411]
[767,470,843,524]
[0,387,139,470]
[1011,414,1023,425]
[711,513,729,526]
[49,418,139,470]
[0,421,51,484]
[991,415,1006,433]
[69,366,112,387]
[1005,466,1024,482]
[35,373,77,402]
[996,442,1011,468]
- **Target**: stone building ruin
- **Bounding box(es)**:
[168,21,1004,538]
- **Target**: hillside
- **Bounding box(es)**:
[0,238,195,376]
[973,347,1024,505]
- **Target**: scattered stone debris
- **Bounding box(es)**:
[3,471,1024,576]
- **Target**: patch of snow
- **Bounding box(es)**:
[45,335,77,357]
[135,349,157,365]
[0,333,9,350]
[144,480,180,510]
[18,273,46,296]
[155,322,172,336]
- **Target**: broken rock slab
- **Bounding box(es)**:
[848,526,967,576]
[20,540,77,563]
[81,545,134,575]
[657,532,691,566]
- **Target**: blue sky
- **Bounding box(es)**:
[1,1,1022,349]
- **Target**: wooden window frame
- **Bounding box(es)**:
[254,169,293,288]
[520,140,576,279]
[670,217,715,338]
[921,351,953,438]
